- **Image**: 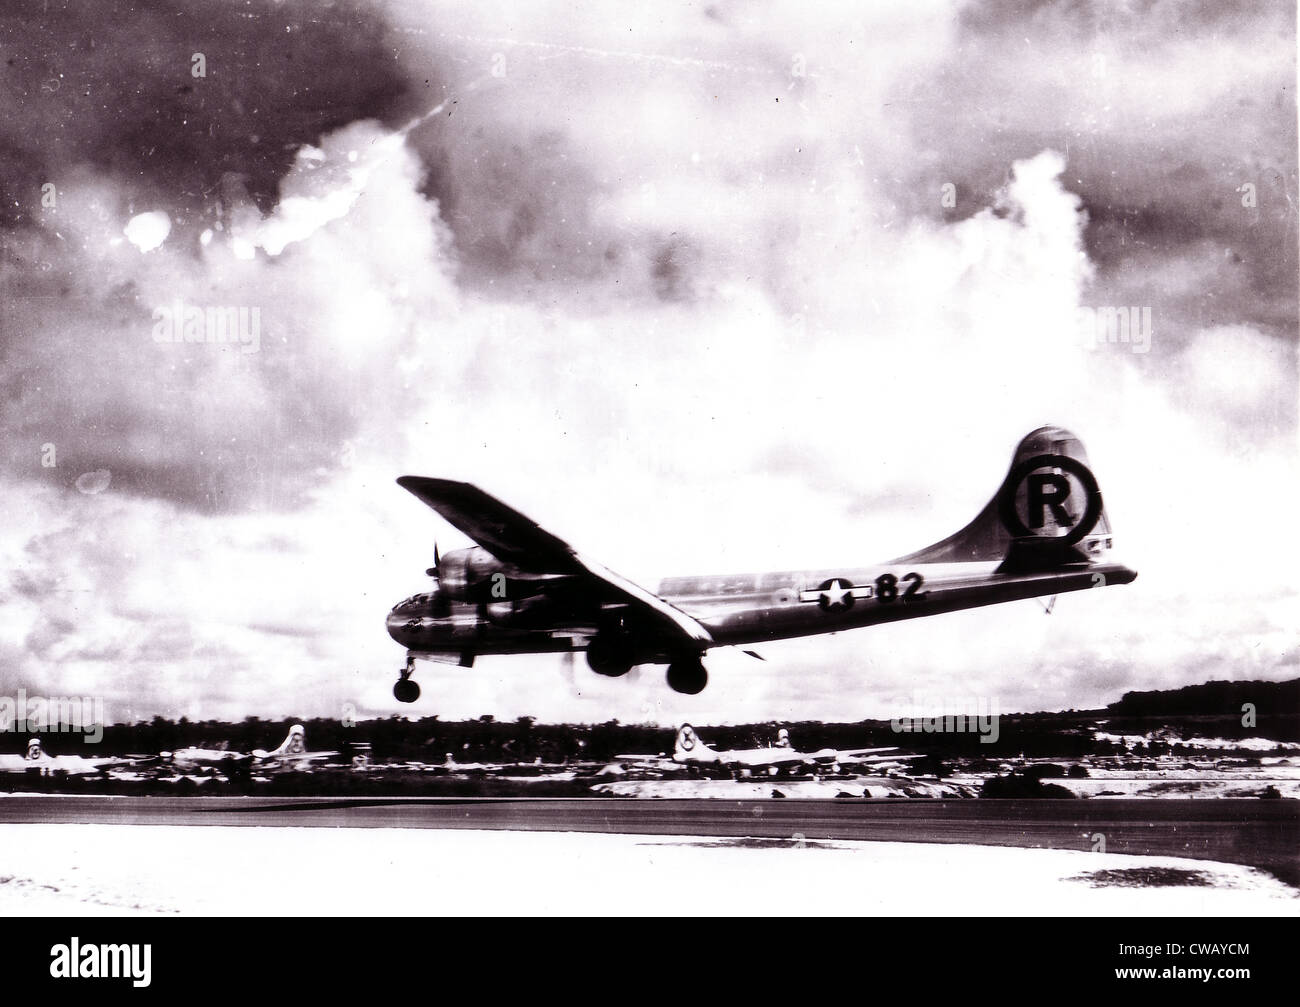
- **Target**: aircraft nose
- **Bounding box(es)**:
[385,608,408,643]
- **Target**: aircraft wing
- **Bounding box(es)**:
[725,750,808,768]
[780,747,916,765]
[397,476,578,571]
[263,751,338,763]
[576,555,713,646]
[397,477,713,649]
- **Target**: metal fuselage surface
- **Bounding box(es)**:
[385,555,1137,662]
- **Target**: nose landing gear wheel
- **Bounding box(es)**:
[393,678,421,703]
[666,657,708,695]
[394,656,420,703]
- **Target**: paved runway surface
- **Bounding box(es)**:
[3,795,1296,883]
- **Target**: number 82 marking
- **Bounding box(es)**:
[875,571,927,603]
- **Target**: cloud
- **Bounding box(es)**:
[123,211,172,254]
[2,115,458,511]
[0,0,1294,723]
[74,470,112,495]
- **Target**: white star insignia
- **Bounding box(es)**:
[820,579,852,608]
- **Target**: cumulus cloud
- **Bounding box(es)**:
[0,0,1294,723]
[123,211,172,254]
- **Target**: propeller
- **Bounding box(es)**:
[426,541,451,617]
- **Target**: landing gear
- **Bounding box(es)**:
[394,656,421,703]
[666,656,708,695]
[586,632,635,677]
[393,679,420,703]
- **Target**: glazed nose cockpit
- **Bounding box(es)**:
[386,593,435,642]
[393,593,433,612]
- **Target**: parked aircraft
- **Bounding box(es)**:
[672,724,914,775]
[0,738,141,776]
[616,725,915,777]
[163,725,335,773]
[251,725,337,768]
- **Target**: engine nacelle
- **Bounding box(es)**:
[436,546,506,602]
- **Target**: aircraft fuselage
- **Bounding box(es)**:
[386,555,1137,663]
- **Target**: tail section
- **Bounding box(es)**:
[254,724,307,760]
[893,426,1114,571]
[674,724,714,760]
[279,724,307,756]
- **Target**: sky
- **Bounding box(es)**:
[0,0,1296,725]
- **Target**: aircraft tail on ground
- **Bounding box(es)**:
[674,724,713,760]
[892,426,1115,572]
[254,724,307,760]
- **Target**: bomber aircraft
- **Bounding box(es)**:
[0,738,142,776]
[618,724,915,777]
[387,426,1136,702]
[250,724,338,769]
[162,725,332,774]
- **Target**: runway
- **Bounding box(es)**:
[2,795,1296,885]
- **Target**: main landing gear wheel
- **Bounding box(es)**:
[666,657,708,695]
[394,656,420,703]
[586,632,635,677]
